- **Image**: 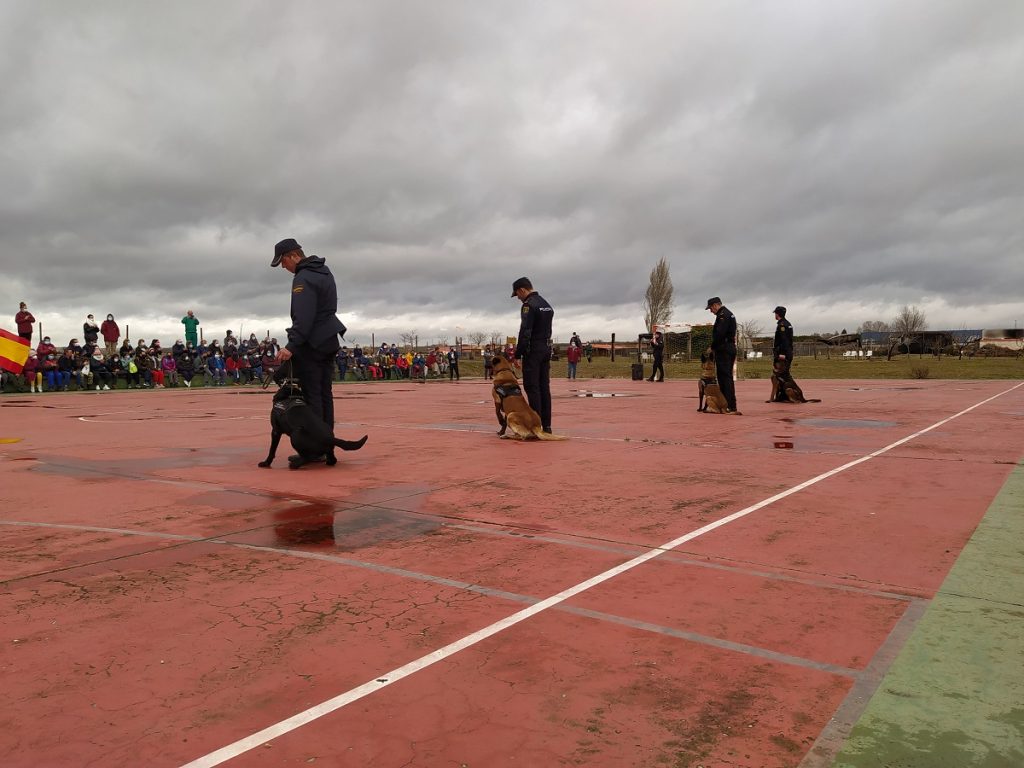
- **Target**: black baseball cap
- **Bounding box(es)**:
[705,296,722,309]
[271,238,302,267]
[511,276,532,297]
[773,306,787,316]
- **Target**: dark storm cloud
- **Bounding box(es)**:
[2,0,1022,345]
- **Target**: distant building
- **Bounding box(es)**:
[980,328,1023,350]
[859,330,984,355]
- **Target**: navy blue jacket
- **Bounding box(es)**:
[712,306,737,356]
[773,317,794,358]
[515,292,554,358]
[286,256,347,355]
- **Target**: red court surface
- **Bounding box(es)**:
[1,376,1022,767]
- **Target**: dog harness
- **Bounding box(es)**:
[494,383,523,402]
[273,396,308,414]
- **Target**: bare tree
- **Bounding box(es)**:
[888,305,926,359]
[436,334,449,348]
[857,320,891,333]
[489,330,505,347]
[468,331,487,347]
[737,320,764,352]
[642,257,674,331]
[400,330,417,349]
[951,329,979,360]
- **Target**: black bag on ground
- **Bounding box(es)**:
[631,363,644,381]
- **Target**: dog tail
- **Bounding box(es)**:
[803,399,822,403]
[335,435,368,451]
[534,430,569,441]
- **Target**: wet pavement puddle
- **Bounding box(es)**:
[263,504,441,551]
[784,417,897,429]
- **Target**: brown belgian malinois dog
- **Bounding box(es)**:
[698,349,742,415]
[491,356,567,440]
[767,358,821,404]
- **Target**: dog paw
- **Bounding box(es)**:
[325,456,337,466]
[258,461,272,468]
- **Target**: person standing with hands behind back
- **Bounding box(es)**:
[271,238,347,430]
[706,297,738,413]
[511,276,554,433]
[772,306,793,363]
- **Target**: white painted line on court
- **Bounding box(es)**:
[181,381,1023,768]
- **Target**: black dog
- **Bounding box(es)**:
[258,380,367,469]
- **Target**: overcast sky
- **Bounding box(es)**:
[2,0,1022,347]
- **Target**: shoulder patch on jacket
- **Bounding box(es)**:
[292,285,305,294]
[521,305,529,314]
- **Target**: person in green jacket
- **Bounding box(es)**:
[181,310,200,348]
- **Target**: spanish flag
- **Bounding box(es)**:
[0,328,31,374]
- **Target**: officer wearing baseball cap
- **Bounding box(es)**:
[706,296,738,412]
[511,276,555,432]
[773,306,793,362]
[271,238,347,430]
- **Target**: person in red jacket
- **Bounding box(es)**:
[23,351,42,393]
[566,342,582,381]
[225,353,243,384]
[36,336,57,359]
[15,302,35,343]
[100,314,120,357]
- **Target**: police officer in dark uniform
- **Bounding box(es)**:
[772,306,793,362]
[511,276,554,433]
[706,296,738,412]
[271,238,347,428]
[647,330,665,382]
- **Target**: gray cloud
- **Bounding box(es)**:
[2,0,1022,347]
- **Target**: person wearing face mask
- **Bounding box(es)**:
[177,350,195,388]
[24,351,42,393]
[123,352,140,388]
[207,351,226,386]
[15,302,35,343]
[36,336,57,359]
[135,347,154,388]
[41,352,60,392]
[57,348,76,391]
[90,348,113,390]
[83,314,100,347]
[100,314,120,358]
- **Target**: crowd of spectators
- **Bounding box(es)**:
[3,319,283,394]
[5,304,523,394]
[338,343,451,382]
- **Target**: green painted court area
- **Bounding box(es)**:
[831,463,1024,768]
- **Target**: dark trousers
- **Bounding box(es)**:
[651,356,664,381]
[715,350,737,411]
[293,347,336,426]
[449,362,460,380]
[522,351,552,429]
